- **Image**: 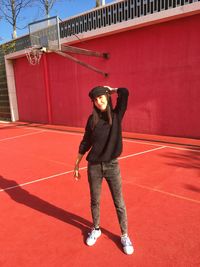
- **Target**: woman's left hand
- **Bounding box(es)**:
[73,165,81,181]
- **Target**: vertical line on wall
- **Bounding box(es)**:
[42,54,52,124]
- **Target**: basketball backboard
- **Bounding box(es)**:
[26,16,109,76]
[29,16,61,51]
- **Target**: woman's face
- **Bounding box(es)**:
[94,94,108,111]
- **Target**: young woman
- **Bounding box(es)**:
[73,85,134,255]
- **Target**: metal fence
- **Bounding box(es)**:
[1,0,199,52]
[60,0,200,38]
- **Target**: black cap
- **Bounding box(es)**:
[89,86,109,100]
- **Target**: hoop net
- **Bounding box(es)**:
[25,47,43,65]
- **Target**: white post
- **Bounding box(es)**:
[4,57,19,122]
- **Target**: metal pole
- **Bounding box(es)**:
[61,44,109,59]
[55,51,108,77]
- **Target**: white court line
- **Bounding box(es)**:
[3,126,200,153]
[14,125,200,152]
[0,167,87,192]
[124,138,200,153]
[0,130,46,142]
[2,123,199,152]
[0,121,10,124]
[158,144,200,153]
[130,182,200,205]
[15,125,84,137]
[0,146,166,193]
[1,145,200,205]
[119,146,166,160]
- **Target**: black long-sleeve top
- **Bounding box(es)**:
[79,88,129,163]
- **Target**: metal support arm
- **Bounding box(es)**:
[55,51,108,77]
[61,44,109,59]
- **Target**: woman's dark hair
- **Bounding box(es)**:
[92,94,113,129]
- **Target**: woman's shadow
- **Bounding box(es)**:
[0,175,122,251]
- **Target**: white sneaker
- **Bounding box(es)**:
[86,228,102,246]
[121,235,134,255]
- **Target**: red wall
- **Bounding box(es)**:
[14,57,48,123]
[14,14,200,138]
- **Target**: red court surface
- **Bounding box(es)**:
[0,122,200,267]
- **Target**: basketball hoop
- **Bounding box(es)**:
[25,47,44,65]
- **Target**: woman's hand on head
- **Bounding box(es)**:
[103,86,117,94]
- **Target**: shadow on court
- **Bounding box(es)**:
[162,146,200,170]
[0,175,122,251]
[183,184,200,193]
[162,146,200,193]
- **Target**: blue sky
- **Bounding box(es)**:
[0,0,114,44]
